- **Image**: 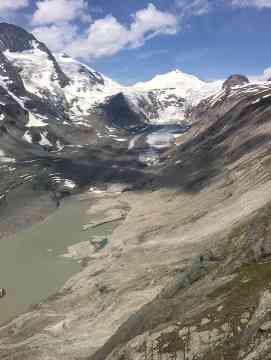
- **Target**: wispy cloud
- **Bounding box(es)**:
[0,0,30,24]
[230,0,271,8]
[32,0,91,25]
[176,0,212,16]
[0,0,29,11]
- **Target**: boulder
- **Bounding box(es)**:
[0,288,6,298]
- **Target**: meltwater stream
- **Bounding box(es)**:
[0,195,116,325]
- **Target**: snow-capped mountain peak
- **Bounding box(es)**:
[120,69,222,124]
[133,68,205,96]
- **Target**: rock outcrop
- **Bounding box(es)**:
[222,74,249,91]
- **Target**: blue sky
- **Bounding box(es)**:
[1,0,271,84]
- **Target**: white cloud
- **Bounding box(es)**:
[32,0,91,25]
[65,4,178,59]
[129,4,178,47]
[250,67,271,81]
[30,1,218,61]
[176,0,211,16]
[32,23,78,52]
[231,0,271,8]
[67,16,129,59]
[0,0,29,11]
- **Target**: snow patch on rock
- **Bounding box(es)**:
[0,149,15,163]
[26,113,47,127]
